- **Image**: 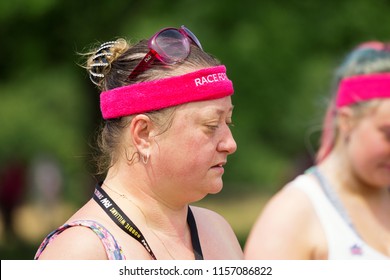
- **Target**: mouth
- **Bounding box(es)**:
[211,161,226,169]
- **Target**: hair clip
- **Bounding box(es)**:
[90,62,109,67]
[94,41,117,57]
[89,71,104,86]
[96,41,117,51]
[89,41,118,86]
[92,51,113,61]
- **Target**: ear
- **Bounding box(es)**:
[337,106,354,136]
[130,114,153,155]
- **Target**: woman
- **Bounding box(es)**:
[35,26,243,260]
[245,41,390,259]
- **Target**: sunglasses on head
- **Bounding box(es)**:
[127,25,203,80]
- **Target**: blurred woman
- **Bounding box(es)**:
[245,41,390,259]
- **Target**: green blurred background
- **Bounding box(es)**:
[1,0,389,259]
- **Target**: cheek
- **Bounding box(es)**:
[156,135,210,173]
[347,127,390,184]
[348,129,377,163]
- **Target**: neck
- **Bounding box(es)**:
[317,150,389,200]
[103,166,189,236]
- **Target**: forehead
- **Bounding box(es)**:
[176,96,233,116]
[368,99,390,124]
[375,99,390,116]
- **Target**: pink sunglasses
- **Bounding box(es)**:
[128,25,203,80]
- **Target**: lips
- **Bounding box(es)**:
[211,161,226,169]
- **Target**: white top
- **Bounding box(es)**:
[287,173,389,260]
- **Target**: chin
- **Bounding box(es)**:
[208,183,224,195]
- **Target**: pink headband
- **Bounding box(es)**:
[100,65,233,119]
[356,41,390,52]
[336,73,390,107]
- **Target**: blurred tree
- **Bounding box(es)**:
[1,0,390,260]
[1,0,390,200]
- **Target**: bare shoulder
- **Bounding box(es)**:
[37,225,108,260]
[244,178,320,259]
[190,205,237,235]
[190,205,243,259]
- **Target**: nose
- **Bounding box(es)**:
[217,125,237,155]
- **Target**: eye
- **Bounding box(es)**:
[383,130,390,141]
[206,125,219,131]
[378,125,390,142]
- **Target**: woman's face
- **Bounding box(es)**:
[346,99,390,188]
[149,96,237,204]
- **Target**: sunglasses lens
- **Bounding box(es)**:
[153,29,190,64]
[181,26,203,50]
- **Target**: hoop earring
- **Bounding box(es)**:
[142,152,149,165]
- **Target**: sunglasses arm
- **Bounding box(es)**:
[127,49,157,80]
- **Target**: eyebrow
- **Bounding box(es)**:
[215,105,234,116]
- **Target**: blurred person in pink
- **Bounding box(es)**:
[245,41,390,260]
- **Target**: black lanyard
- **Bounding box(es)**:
[93,183,203,260]
[93,183,157,259]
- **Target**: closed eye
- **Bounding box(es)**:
[380,126,390,141]
[206,125,219,131]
